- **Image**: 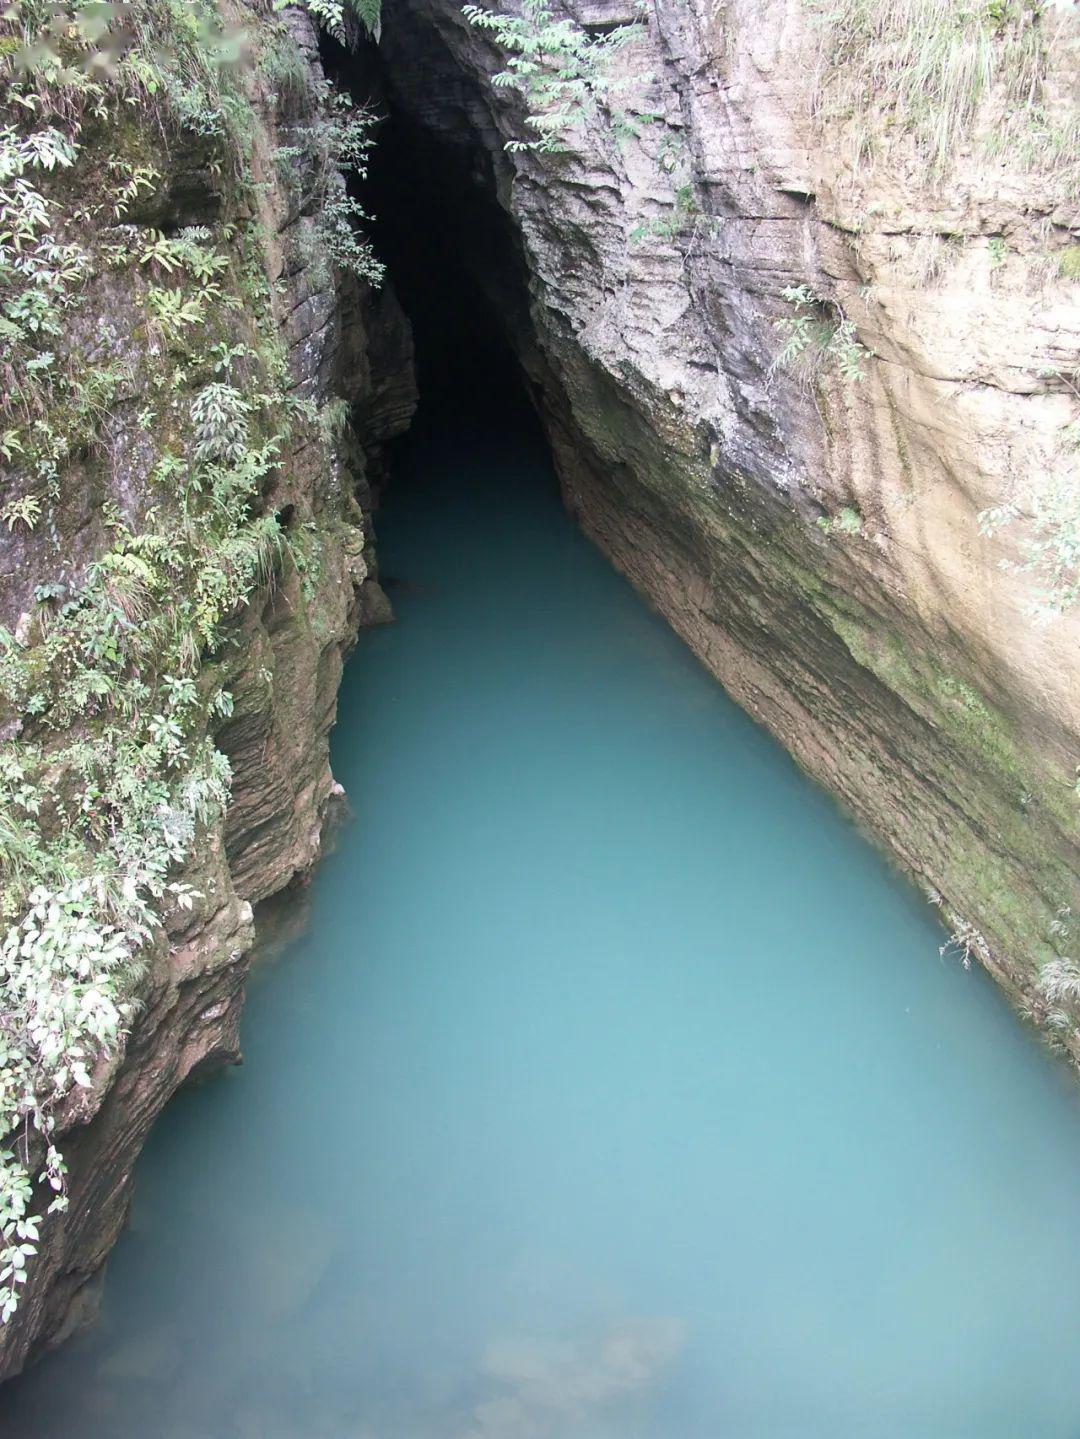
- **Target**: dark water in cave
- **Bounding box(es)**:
[5,362,1080,1438]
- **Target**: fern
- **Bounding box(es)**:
[301,0,381,43]
[0,0,374,1327]
[463,0,648,154]
[348,0,382,41]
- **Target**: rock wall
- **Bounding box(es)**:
[1,0,1076,1381]
[379,0,1080,1047]
[0,3,413,1376]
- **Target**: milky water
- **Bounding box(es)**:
[4,391,1080,1439]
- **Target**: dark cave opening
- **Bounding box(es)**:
[322,25,540,448]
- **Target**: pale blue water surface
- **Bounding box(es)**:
[4,387,1080,1438]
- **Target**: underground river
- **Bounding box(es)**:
[5,357,1080,1436]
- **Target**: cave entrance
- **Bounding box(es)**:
[324,23,542,475]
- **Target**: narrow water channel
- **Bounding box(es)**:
[5,358,1080,1437]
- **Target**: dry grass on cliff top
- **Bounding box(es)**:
[811,0,1080,182]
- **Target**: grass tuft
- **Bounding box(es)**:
[811,0,1078,181]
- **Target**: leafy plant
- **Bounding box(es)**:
[146,285,210,333]
[138,228,231,283]
[293,92,384,285]
[1,495,40,531]
[987,235,1009,268]
[297,0,382,43]
[0,0,378,1322]
[979,474,1080,618]
[1040,956,1080,1004]
[771,284,869,384]
[979,367,1080,618]
[318,190,384,283]
[629,184,700,245]
[463,0,648,153]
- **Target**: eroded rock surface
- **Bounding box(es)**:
[1,0,1077,1381]
[379,0,1080,1043]
[0,6,414,1377]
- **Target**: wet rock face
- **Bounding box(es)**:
[379,0,1080,1042]
[0,9,415,1378]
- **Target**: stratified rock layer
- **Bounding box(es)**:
[0,8,414,1377]
[379,0,1079,1044]
[2,0,1077,1381]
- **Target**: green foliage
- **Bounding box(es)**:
[978,367,1080,619]
[771,284,869,384]
[811,0,1079,181]
[2,0,254,149]
[987,235,1009,269]
[319,189,384,283]
[462,0,648,154]
[817,506,864,536]
[1,496,40,531]
[316,96,383,282]
[0,355,289,1318]
[349,0,383,38]
[0,123,88,369]
[629,184,700,245]
[138,227,231,282]
[258,27,310,105]
[979,478,1080,618]
[296,0,382,44]
[1034,941,1080,1042]
[276,91,384,285]
[0,0,376,1321]
[1040,954,1080,1004]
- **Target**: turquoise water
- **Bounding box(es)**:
[5,389,1080,1437]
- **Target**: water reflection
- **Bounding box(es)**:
[461,1318,687,1439]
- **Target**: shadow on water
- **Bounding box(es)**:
[5,101,1080,1439]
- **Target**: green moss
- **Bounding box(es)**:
[1058,246,1080,280]
[822,615,1024,780]
[817,505,863,536]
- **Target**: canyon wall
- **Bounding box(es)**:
[0,2,413,1376]
[379,0,1080,1045]
[1,0,1078,1380]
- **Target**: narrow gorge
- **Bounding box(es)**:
[0,0,1078,1430]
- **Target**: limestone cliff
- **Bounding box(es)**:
[378,0,1080,1046]
[0,2,413,1376]
[2,0,1078,1383]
